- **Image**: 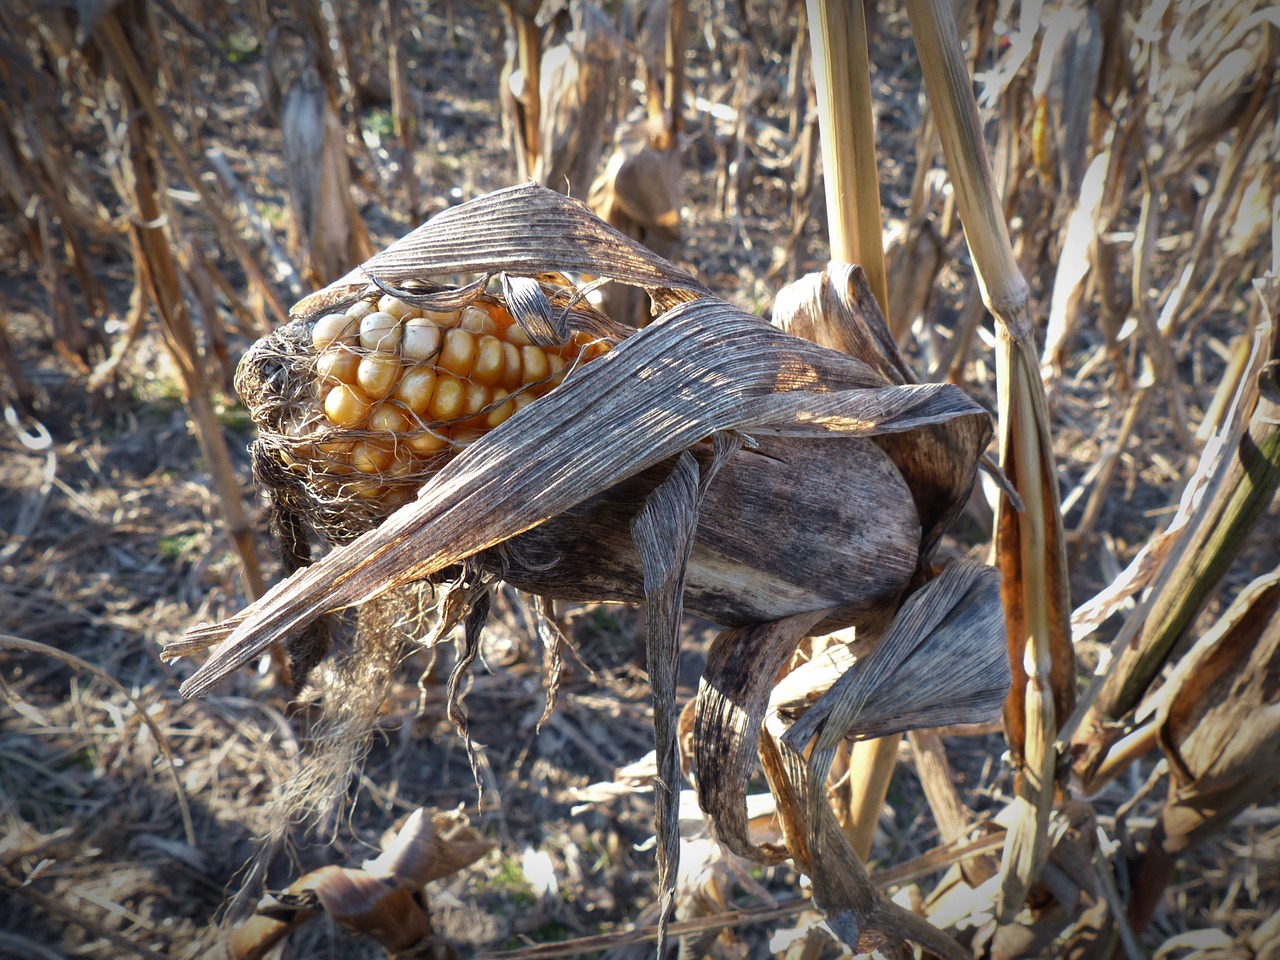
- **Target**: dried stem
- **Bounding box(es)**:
[804,0,898,863]
[904,0,1074,920]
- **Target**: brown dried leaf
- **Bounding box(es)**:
[773,262,993,559]
[1151,566,1280,855]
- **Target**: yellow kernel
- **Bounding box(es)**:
[324,383,371,427]
[401,318,442,361]
[484,390,515,429]
[346,299,376,320]
[357,353,401,400]
[394,365,437,415]
[512,391,536,415]
[500,342,523,390]
[461,381,490,425]
[314,438,352,459]
[408,428,450,455]
[315,344,360,383]
[547,353,567,386]
[351,440,393,474]
[425,308,460,327]
[348,478,389,500]
[460,305,498,336]
[452,428,486,447]
[520,345,550,384]
[369,404,412,434]
[438,328,477,377]
[313,313,358,350]
[377,294,414,319]
[428,373,465,420]
[470,335,505,386]
[360,312,402,352]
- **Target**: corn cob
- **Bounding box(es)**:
[259,293,609,519]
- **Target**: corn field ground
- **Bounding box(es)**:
[1,1,1278,959]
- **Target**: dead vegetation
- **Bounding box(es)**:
[1,1,1278,959]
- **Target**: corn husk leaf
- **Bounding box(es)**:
[1113,564,1280,937]
[229,807,490,960]
[1072,275,1280,780]
[1030,3,1102,197]
[684,562,1006,956]
[1150,566,1280,855]
[773,262,996,559]
[266,25,371,287]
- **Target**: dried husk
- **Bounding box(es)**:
[588,119,683,326]
[1122,567,1280,933]
[1072,277,1280,782]
[1030,3,1102,197]
[228,807,489,960]
[172,184,992,692]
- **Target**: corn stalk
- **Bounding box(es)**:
[92,7,271,659]
[904,0,1075,921]
[800,0,899,867]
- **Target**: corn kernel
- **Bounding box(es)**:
[460,305,498,336]
[500,341,523,390]
[451,428,486,447]
[408,428,450,455]
[484,390,515,429]
[471,335,505,386]
[324,383,371,427]
[357,353,401,400]
[402,318,442,362]
[313,313,357,350]
[520,344,549,384]
[316,344,360,383]
[346,299,376,320]
[461,380,490,424]
[428,373,464,420]
[394,366,437,415]
[425,308,461,327]
[351,440,394,474]
[369,404,412,434]
[377,294,414,319]
[360,312,402,352]
[438,328,477,378]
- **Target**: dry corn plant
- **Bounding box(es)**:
[264,20,374,288]
[878,0,1279,951]
[166,182,1010,958]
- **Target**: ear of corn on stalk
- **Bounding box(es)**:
[171,183,1007,958]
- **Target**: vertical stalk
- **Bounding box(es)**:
[97,12,279,680]
[383,0,420,221]
[664,0,689,146]
[804,0,896,863]
[904,0,1074,920]
[805,0,889,311]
